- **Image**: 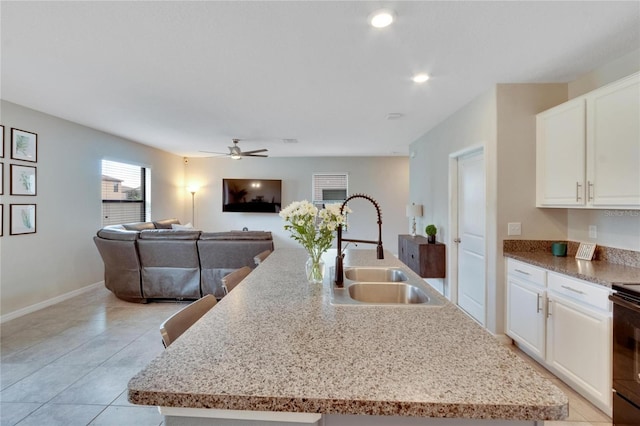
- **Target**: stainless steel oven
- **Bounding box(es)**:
[611,283,640,426]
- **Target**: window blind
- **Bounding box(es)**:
[312,173,348,208]
[101,160,150,226]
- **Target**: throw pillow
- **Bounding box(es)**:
[171,223,194,230]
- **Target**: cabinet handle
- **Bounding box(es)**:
[514,269,530,276]
[546,299,552,318]
[576,182,582,202]
[588,181,594,202]
[561,285,586,295]
[536,293,542,313]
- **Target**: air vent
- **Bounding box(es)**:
[282,138,298,144]
[386,113,404,120]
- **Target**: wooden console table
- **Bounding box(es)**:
[398,235,446,278]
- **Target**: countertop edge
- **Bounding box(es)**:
[128,389,568,420]
[503,252,640,288]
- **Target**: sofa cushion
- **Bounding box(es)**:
[171,223,195,230]
[199,231,272,241]
[123,222,156,231]
[153,218,180,229]
[139,229,201,240]
[103,224,126,231]
[97,228,140,241]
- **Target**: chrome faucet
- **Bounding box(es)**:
[335,194,384,287]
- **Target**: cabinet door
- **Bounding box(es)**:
[536,98,586,207]
[506,277,545,360]
[546,294,612,414]
[587,72,640,207]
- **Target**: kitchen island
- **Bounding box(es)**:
[128,248,567,425]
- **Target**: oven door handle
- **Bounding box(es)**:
[610,293,640,313]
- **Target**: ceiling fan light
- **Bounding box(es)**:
[231,154,242,160]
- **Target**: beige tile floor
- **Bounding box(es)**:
[1,287,612,426]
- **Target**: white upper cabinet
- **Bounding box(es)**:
[536,98,586,206]
[537,72,640,209]
[586,73,640,206]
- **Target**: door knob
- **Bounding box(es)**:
[454,238,461,243]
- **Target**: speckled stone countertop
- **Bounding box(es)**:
[504,245,640,287]
[128,248,567,420]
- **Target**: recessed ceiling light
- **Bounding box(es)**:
[412,73,430,83]
[369,9,395,28]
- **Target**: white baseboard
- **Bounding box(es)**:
[0,281,104,324]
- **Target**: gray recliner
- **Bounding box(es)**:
[137,230,202,300]
[198,232,274,298]
[93,229,145,302]
[94,222,274,302]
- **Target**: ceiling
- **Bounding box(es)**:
[1,1,639,158]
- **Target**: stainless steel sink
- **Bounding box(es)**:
[344,267,407,282]
[328,265,444,307]
[348,282,429,304]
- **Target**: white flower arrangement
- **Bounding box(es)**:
[280,200,351,261]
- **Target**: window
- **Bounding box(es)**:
[101,160,150,226]
[312,173,348,209]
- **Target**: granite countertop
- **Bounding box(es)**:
[128,248,567,420]
[504,251,640,287]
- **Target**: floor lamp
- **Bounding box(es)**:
[406,203,423,237]
[187,185,198,225]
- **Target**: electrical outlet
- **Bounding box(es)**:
[508,222,522,236]
[589,225,597,239]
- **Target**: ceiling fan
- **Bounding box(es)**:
[201,139,268,160]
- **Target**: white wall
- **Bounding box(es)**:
[409,84,569,335]
[409,88,497,325]
[565,49,640,251]
[184,156,409,254]
[0,101,185,318]
[494,84,573,334]
[409,89,497,246]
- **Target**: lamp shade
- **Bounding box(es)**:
[406,204,423,217]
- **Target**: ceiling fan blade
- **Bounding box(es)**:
[240,149,268,155]
[199,150,229,155]
[244,153,269,157]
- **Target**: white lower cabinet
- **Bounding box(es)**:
[506,261,546,361]
[506,259,612,416]
[546,272,612,415]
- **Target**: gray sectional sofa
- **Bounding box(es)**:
[93,219,274,302]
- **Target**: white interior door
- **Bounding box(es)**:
[456,151,486,325]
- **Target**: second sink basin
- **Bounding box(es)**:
[344,267,407,282]
[348,282,429,304]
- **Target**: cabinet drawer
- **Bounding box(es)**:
[507,259,546,286]
[548,272,611,312]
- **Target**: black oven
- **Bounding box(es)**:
[611,284,640,426]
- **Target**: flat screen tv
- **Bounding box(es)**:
[222,178,282,213]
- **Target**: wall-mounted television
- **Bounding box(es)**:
[222,178,282,213]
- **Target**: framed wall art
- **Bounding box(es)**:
[11,128,37,163]
[10,164,37,196]
[0,205,3,237]
[0,162,3,195]
[10,204,36,235]
[1,125,4,158]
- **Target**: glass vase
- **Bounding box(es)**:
[305,256,325,284]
